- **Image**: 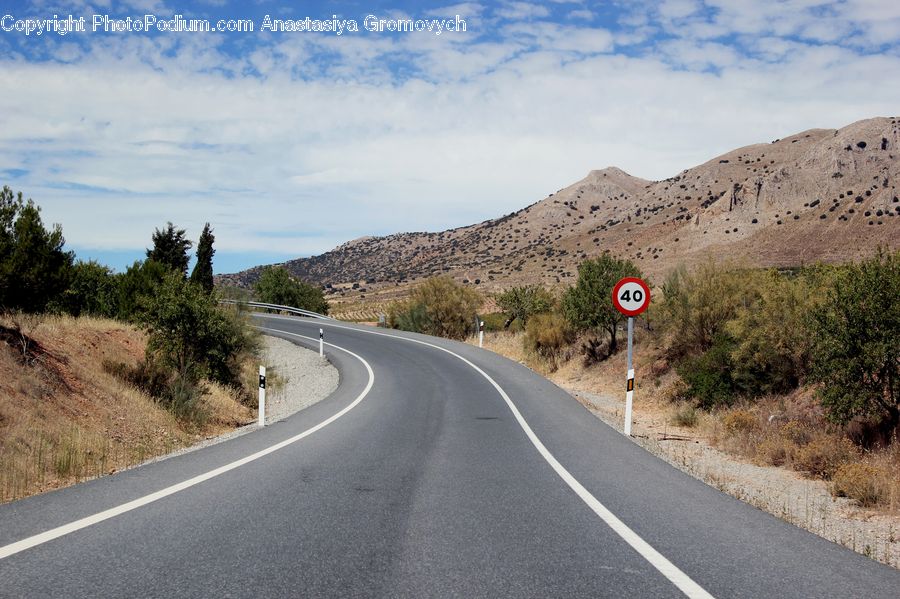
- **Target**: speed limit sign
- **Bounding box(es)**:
[612,277,651,316]
[612,276,650,437]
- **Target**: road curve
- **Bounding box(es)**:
[1,314,898,598]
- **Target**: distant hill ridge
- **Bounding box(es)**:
[218,117,900,295]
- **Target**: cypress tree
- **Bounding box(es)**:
[190,223,215,293]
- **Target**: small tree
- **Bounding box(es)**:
[116,259,168,321]
[497,285,553,328]
[141,272,253,386]
[562,255,641,355]
[810,250,900,430]
[254,266,329,314]
[0,186,74,314]
[147,222,192,276]
[57,260,119,318]
[190,222,215,293]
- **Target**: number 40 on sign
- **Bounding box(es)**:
[612,277,651,436]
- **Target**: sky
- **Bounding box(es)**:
[1,1,898,274]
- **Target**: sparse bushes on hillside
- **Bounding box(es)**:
[389,276,482,340]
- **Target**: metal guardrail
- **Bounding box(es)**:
[219,299,333,321]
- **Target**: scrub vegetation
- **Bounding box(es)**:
[0,187,265,502]
[398,250,900,514]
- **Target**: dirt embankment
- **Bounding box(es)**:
[0,315,253,503]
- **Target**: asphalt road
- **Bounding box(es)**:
[1,314,899,598]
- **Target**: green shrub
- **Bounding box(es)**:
[116,259,167,321]
[659,262,761,360]
[56,260,119,318]
[141,273,256,387]
[389,277,482,340]
[726,270,818,396]
[497,285,553,328]
[254,266,329,314]
[809,249,900,430]
[675,334,737,409]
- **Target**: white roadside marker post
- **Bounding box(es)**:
[258,366,266,428]
[319,328,324,357]
[479,320,485,348]
[624,317,635,436]
[612,277,651,438]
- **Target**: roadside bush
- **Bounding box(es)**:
[794,434,858,479]
[809,249,900,431]
[116,259,168,321]
[671,404,699,428]
[726,271,818,395]
[831,463,886,507]
[675,334,737,409]
[658,263,761,360]
[141,273,256,387]
[388,299,430,333]
[390,277,482,341]
[254,266,329,315]
[55,260,119,318]
[722,408,759,435]
[524,313,573,368]
[497,285,553,328]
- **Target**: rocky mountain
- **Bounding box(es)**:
[218,117,900,303]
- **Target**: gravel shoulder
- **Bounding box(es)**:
[570,387,900,569]
[137,335,339,464]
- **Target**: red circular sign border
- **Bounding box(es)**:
[612,277,651,316]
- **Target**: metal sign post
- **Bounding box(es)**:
[612,277,651,437]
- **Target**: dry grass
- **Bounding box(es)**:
[0,314,253,503]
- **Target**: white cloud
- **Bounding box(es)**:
[1,1,898,267]
[496,2,551,21]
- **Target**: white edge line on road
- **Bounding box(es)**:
[0,332,374,561]
[278,316,714,599]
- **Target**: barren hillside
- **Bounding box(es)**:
[219,117,900,304]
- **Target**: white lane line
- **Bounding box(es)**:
[266,316,714,599]
[0,333,374,561]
